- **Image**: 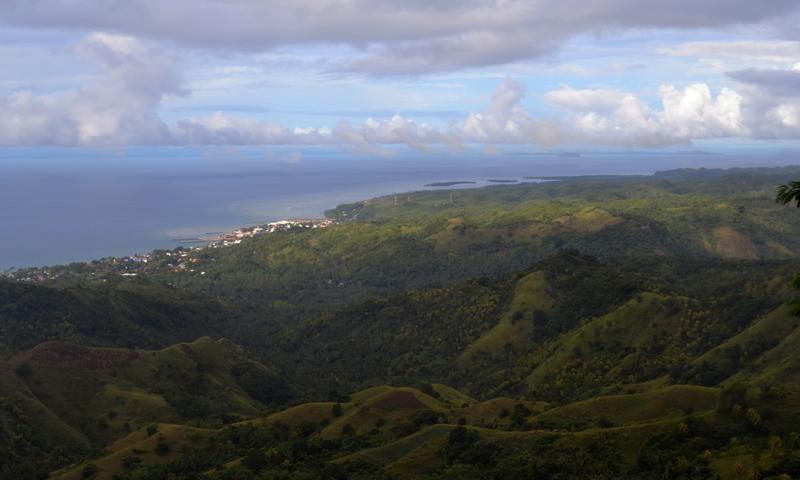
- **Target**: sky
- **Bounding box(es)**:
[3,0,800,155]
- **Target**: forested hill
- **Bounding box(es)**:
[10,166,800,322]
[262,251,800,402]
[4,166,800,478]
[0,280,232,358]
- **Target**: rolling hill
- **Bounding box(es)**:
[50,380,800,479]
[0,338,290,478]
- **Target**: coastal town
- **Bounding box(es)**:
[3,218,336,284]
[206,218,335,248]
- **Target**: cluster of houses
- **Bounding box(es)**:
[210,218,335,248]
[9,269,62,283]
[5,217,337,282]
[161,249,202,273]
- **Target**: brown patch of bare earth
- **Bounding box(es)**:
[3,341,139,373]
[371,391,427,412]
[712,226,758,260]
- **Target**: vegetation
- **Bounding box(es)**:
[3,166,800,478]
[0,280,231,357]
[776,180,800,207]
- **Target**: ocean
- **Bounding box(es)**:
[1,148,796,269]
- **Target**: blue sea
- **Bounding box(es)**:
[1,147,797,269]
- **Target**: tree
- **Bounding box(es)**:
[776,181,800,207]
[155,439,170,456]
[510,404,531,430]
[81,463,98,479]
[776,183,800,319]
[242,448,267,472]
[746,408,762,427]
[14,362,32,378]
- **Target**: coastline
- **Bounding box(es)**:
[1,174,549,271]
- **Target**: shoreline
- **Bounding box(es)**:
[2,175,552,273]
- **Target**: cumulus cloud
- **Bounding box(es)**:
[0,33,459,150]
[0,33,180,146]
[2,32,800,150]
[173,113,331,145]
[460,77,563,144]
[724,65,800,139]
[744,97,800,139]
[545,84,746,146]
[545,87,631,112]
[172,112,465,155]
[3,0,798,75]
[659,84,746,139]
[356,115,462,152]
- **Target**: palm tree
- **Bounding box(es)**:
[776,181,800,207]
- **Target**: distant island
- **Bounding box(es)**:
[424,181,477,187]
[487,179,519,183]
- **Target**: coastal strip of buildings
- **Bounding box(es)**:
[4,218,336,283]
[208,218,335,247]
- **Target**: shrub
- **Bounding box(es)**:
[81,463,98,479]
[155,439,170,456]
[122,455,141,471]
[14,362,32,378]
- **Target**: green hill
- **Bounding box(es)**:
[52,380,800,479]
[0,338,291,478]
[13,167,800,329]
[259,251,799,404]
[0,280,230,357]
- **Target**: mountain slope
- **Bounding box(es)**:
[0,338,291,478]
[50,381,800,480]
[0,280,231,357]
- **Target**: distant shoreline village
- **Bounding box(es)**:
[5,218,336,283]
[177,218,336,247]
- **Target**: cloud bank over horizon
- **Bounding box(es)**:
[3,1,800,152]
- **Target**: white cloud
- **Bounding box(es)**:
[659,84,746,138]
[173,112,331,145]
[460,77,563,144]
[2,0,798,75]
[0,32,797,150]
[357,115,461,152]
[0,32,180,146]
[768,103,800,129]
[545,87,631,112]
[725,65,800,139]
[545,83,746,145]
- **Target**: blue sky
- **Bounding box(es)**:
[2,1,800,154]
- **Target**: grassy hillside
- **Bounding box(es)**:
[53,424,216,480]
[52,382,800,480]
[460,270,553,360]
[260,251,800,404]
[0,338,290,478]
